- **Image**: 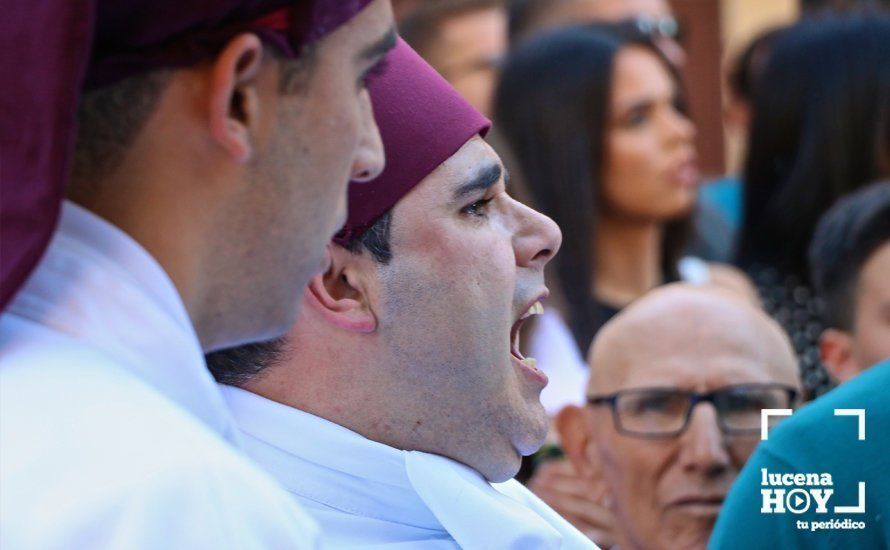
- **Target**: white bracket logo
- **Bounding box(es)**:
[761,408,793,440]
[761,408,866,441]
[834,409,866,440]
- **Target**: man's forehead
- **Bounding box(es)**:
[590,286,798,392]
[411,136,505,201]
[612,348,781,391]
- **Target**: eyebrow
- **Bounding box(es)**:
[453,162,503,201]
[616,98,654,115]
[359,27,398,63]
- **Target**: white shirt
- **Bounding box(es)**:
[529,257,711,415]
[222,385,598,550]
[0,201,320,549]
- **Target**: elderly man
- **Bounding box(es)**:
[1,1,394,547]
[208,39,593,548]
[555,284,800,550]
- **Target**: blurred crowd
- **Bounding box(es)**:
[394,0,890,547]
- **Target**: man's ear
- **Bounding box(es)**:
[305,244,377,333]
[555,406,597,481]
[819,328,862,383]
[208,33,267,164]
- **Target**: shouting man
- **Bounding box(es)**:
[208,39,594,548]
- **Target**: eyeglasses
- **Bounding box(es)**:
[587,383,799,438]
[628,16,682,41]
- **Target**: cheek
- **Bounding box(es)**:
[603,133,693,218]
[727,438,758,469]
[600,435,668,512]
[853,304,890,365]
[307,85,363,180]
[604,136,660,204]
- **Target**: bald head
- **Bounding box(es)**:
[559,284,800,550]
[588,284,799,395]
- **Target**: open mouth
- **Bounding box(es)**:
[510,299,547,385]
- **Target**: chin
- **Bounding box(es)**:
[514,401,549,456]
[482,453,524,483]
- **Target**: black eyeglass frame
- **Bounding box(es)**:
[587,383,799,439]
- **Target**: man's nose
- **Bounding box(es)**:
[351,89,385,183]
[679,403,731,477]
[513,201,562,269]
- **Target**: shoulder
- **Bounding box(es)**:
[711,363,890,549]
[1,323,319,549]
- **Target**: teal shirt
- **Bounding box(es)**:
[710,360,890,549]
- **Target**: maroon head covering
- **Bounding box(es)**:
[334,38,491,245]
[0,0,372,313]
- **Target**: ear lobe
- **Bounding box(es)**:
[819,328,861,383]
[208,33,265,164]
[555,406,596,481]
[305,248,377,333]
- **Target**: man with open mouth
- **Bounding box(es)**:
[207,38,594,548]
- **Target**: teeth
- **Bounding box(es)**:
[520,301,544,320]
[521,357,537,369]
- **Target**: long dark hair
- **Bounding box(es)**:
[495,24,692,352]
[736,14,890,281]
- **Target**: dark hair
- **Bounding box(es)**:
[802,0,890,13]
[809,181,890,329]
[400,0,502,58]
[735,14,890,281]
[727,27,784,103]
[71,70,173,186]
[207,210,393,385]
[495,24,691,352]
[70,42,315,188]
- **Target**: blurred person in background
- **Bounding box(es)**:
[809,182,890,383]
[734,14,890,399]
[701,27,784,235]
[496,25,753,421]
[558,284,801,549]
[802,0,889,13]
[713,217,890,549]
[508,0,684,67]
[399,0,507,116]
[495,26,754,542]
[507,0,741,263]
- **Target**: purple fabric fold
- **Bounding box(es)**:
[334,38,491,245]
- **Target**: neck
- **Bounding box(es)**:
[249,330,413,448]
[250,327,515,481]
[68,173,212,347]
[593,216,664,306]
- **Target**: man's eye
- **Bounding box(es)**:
[461,197,493,217]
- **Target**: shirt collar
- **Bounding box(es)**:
[221,384,441,529]
[8,200,239,444]
[222,385,592,548]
